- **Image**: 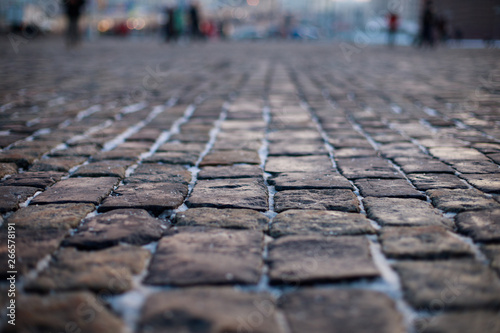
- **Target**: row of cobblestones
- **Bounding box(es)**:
[1,39,499,332]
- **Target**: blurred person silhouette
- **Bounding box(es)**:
[189,1,202,40]
[387,12,399,47]
[419,0,435,48]
[164,6,178,42]
[63,0,86,48]
[435,14,449,45]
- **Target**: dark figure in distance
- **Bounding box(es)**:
[387,12,399,47]
[164,7,178,43]
[62,0,86,48]
[189,2,201,40]
[420,0,435,48]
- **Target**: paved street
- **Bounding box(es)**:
[1,38,500,332]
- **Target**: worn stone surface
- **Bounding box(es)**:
[364,197,453,228]
[72,160,131,178]
[145,228,263,286]
[31,177,119,205]
[429,147,488,162]
[482,244,500,275]
[127,163,191,184]
[175,207,268,231]
[427,188,500,213]
[143,152,199,165]
[0,228,68,277]
[336,157,403,179]
[200,150,260,166]
[281,289,406,333]
[0,162,17,178]
[7,203,94,230]
[455,209,500,242]
[2,171,64,189]
[26,245,150,293]
[64,209,164,249]
[198,164,262,179]
[5,292,124,333]
[29,156,87,172]
[265,155,333,173]
[394,260,500,309]
[0,185,39,213]
[269,142,327,156]
[274,189,360,213]
[379,142,427,159]
[407,173,469,190]
[99,182,188,214]
[334,148,377,158]
[268,235,379,284]
[269,172,353,190]
[380,226,474,259]
[139,288,282,333]
[415,311,500,333]
[459,173,500,193]
[447,160,500,174]
[186,178,268,211]
[355,178,426,199]
[393,157,455,174]
[270,209,376,237]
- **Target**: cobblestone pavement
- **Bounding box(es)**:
[1,38,500,332]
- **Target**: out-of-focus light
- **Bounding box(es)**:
[126,18,146,30]
[98,19,113,32]
[247,0,259,6]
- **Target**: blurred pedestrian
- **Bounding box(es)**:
[189,2,202,40]
[62,0,86,48]
[419,0,435,48]
[164,7,178,43]
[387,12,399,47]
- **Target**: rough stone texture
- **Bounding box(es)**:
[0,228,68,277]
[380,226,474,259]
[269,142,326,156]
[447,160,500,174]
[0,162,17,178]
[274,189,360,213]
[200,150,261,166]
[29,156,87,172]
[31,177,119,205]
[429,147,489,162]
[198,164,262,179]
[26,245,150,293]
[0,185,39,213]
[145,228,263,286]
[99,182,188,214]
[355,178,426,199]
[7,203,94,230]
[407,173,469,190]
[72,160,131,178]
[270,209,376,237]
[394,260,500,309]
[427,188,500,213]
[482,244,500,275]
[174,207,269,231]
[280,289,406,333]
[127,163,191,184]
[415,311,500,333]
[459,174,500,193]
[364,197,453,228]
[265,155,333,173]
[0,150,38,168]
[393,157,455,174]
[143,152,199,165]
[64,209,164,249]
[186,178,268,211]
[50,144,100,157]
[268,235,379,284]
[379,142,427,159]
[455,209,500,242]
[268,172,353,190]
[334,148,377,158]
[139,288,283,333]
[5,292,124,333]
[158,141,205,153]
[1,171,64,188]
[336,157,403,179]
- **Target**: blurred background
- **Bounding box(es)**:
[0,0,499,47]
